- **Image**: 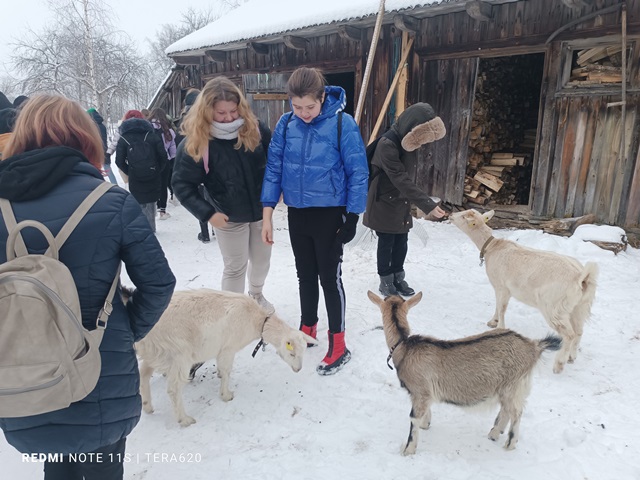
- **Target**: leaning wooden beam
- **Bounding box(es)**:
[247,42,269,56]
[369,36,415,143]
[465,1,492,22]
[393,14,420,33]
[283,36,308,50]
[205,50,227,63]
[338,25,362,42]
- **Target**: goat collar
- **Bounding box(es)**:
[251,317,270,358]
[387,339,404,370]
[479,236,495,266]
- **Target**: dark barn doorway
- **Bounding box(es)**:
[325,71,355,116]
[465,53,545,207]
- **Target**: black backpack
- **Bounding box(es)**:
[366,129,402,187]
[121,132,158,181]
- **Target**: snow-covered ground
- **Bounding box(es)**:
[2,178,639,479]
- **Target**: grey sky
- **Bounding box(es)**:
[0,0,225,77]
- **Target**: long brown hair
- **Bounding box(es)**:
[3,94,104,169]
[182,76,260,161]
[150,107,173,142]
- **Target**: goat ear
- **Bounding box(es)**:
[482,210,495,223]
[405,291,423,309]
[302,333,319,345]
[367,290,383,306]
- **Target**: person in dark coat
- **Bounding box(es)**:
[12,95,29,109]
[363,102,447,297]
[87,107,117,184]
[0,94,176,480]
[0,91,12,110]
[115,110,168,233]
[173,77,274,314]
[261,67,369,376]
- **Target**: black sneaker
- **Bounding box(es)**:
[197,232,210,243]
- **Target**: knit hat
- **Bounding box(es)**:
[0,108,17,134]
[13,95,29,108]
[87,107,97,114]
[394,103,446,152]
[124,109,144,120]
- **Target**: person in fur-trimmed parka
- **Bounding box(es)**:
[363,102,447,297]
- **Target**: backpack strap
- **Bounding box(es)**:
[49,182,114,254]
[337,111,343,151]
[281,111,294,144]
[0,198,30,258]
[203,146,210,174]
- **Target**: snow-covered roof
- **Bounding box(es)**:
[166,0,449,56]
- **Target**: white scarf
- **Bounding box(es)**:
[210,118,245,140]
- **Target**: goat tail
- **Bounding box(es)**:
[580,262,599,301]
[538,334,562,352]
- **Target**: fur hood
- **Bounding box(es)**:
[393,103,446,152]
[119,117,154,135]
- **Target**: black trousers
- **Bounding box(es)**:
[157,159,174,210]
[43,438,126,480]
[288,207,346,333]
[376,232,409,276]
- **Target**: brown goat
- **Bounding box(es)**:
[368,290,561,455]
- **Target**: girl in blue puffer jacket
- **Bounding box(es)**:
[261,67,368,375]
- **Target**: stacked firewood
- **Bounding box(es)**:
[464,153,531,205]
[567,45,626,86]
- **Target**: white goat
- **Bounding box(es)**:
[450,209,598,374]
[368,291,561,455]
[133,288,317,427]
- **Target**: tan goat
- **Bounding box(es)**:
[132,288,317,427]
[368,291,561,455]
[450,208,598,374]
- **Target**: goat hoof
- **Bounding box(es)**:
[221,391,234,402]
[504,440,517,450]
[178,416,196,427]
[488,429,500,441]
[487,319,498,328]
[553,362,565,374]
[142,403,154,414]
[402,446,416,456]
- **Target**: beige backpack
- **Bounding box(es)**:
[0,182,120,418]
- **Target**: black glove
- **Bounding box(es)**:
[335,212,359,245]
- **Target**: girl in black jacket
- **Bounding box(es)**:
[172,76,274,315]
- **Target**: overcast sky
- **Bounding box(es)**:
[0,0,230,76]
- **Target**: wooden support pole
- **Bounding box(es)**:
[354,0,385,125]
[394,32,409,119]
[369,36,414,143]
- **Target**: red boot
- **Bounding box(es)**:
[300,322,317,348]
[317,331,351,376]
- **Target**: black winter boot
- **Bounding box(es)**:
[379,274,398,297]
[394,271,415,296]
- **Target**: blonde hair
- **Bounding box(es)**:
[3,94,104,169]
[182,77,260,161]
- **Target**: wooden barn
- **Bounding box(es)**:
[152,0,639,233]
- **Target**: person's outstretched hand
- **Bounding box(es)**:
[335,212,359,245]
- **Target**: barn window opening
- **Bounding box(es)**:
[465,53,545,207]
